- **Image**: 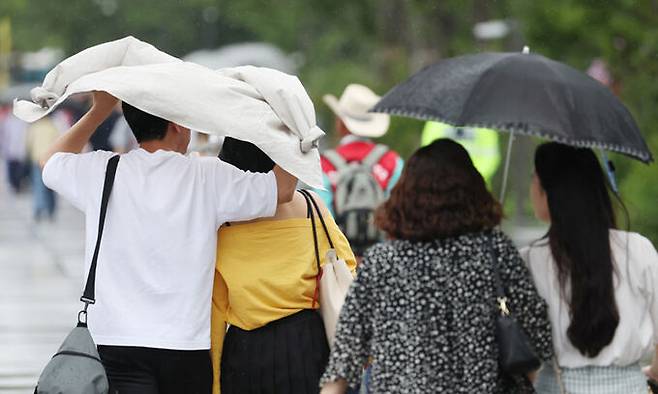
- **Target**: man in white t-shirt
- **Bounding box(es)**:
[41,92,297,393]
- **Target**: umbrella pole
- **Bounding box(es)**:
[499,131,515,203]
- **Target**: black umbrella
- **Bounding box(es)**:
[373,49,653,201]
[373,50,653,164]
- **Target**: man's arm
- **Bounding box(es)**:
[273,164,296,204]
[40,91,118,167]
[320,379,347,394]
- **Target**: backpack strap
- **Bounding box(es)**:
[362,144,389,168]
[323,149,349,171]
[79,155,120,323]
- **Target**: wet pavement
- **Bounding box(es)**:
[0,185,85,393]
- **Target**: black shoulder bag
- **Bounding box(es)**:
[35,155,120,394]
[490,234,541,375]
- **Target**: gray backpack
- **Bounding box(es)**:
[35,155,119,394]
[324,144,389,255]
[34,327,108,394]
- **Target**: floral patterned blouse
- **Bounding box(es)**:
[320,230,553,393]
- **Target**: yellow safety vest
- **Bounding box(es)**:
[421,121,501,183]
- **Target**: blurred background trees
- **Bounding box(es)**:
[1,0,656,241]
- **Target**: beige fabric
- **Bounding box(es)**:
[319,249,355,349]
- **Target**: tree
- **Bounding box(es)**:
[2,0,656,241]
[509,0,658,241]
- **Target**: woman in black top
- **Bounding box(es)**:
[320,139,553,393]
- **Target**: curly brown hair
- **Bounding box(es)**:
[375,138,502,241]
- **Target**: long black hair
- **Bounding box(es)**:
[534,142,618,357]
[218,136,274,173]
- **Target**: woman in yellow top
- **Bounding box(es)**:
[211,137,358,394]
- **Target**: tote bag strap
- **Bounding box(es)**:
[300,189,323,308]
[299,189,334,248]
[301,190,321,272]
[79,155,120,323]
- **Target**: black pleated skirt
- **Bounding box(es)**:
[220,309,330,394]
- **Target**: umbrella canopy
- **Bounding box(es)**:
[373,51,653,163]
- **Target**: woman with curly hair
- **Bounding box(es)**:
[320,139,553,393]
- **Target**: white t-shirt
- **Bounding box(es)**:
[43,148,277,350]
[522,230,658,368]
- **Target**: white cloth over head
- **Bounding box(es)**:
[219,66,325,153]
[13,36,324,188]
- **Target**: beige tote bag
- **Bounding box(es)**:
[300,190,354,348]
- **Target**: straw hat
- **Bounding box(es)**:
[323,84,390,138]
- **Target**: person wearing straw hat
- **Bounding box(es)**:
[319,84,404,258]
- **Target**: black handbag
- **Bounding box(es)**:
[490,235,541,375]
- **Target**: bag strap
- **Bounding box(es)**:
[361,144,389,169]
[300,190,323,308]
[489,232,511,316]
[79,155,120,322]
[323,149,349,171]
[301,189,321,273]
[300,189,334,249]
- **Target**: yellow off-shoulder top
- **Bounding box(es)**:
[210,215,357,393]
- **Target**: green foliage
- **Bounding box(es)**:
[509,0,658,241]
[1,0,252,55]
[2,0,657,241]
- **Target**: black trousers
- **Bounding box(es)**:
[97,345,212,394]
